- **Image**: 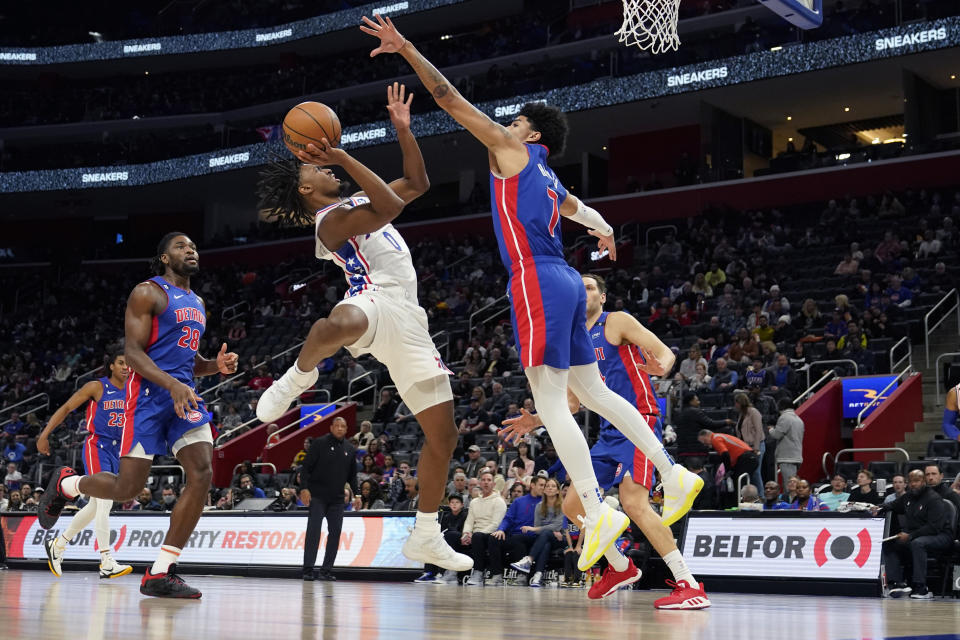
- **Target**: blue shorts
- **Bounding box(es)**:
[83,434,120,474]
[121,372,212,457]
[507,256,594,370]
[591,436,637,491]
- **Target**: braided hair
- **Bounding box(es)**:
[150,231,188,275]
[256,155,312,226]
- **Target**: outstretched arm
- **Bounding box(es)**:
[360,14,529,176]
[558,192,617,260]
[606,311,676,376]
[37,381,101,455]
[384,82,429,204]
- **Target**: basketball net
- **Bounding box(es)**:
[615,0,681,55]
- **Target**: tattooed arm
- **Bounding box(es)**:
[361,14,528,176]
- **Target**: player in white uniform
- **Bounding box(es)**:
[256,84,472,574]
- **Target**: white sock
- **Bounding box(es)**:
[151,545,181,574]
[60,475,83,499]
[415,511,440,532]
[605,547,629,572]
[569,363,674,472]
[664,549,696,585]
[54,534,70,553]
[93,497,112,555]
[61,496,98,543]
[526,366,602,517]
[100,550,114,566]
[292,363,314,378]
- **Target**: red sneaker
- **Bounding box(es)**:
[37,467,79,530]
[654,579,711,609]
[587,559,641,600]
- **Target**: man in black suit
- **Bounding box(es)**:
[301,417,357,581]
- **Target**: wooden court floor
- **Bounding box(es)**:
[2,569,960,640]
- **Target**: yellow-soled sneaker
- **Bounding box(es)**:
[661,465,704,527]
[577,504,630,571]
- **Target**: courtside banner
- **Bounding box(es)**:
[1,512,419,569]
[681,515,884,579]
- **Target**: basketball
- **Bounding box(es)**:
[282,101,342,155]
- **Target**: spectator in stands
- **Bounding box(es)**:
[367,439,386,468]
[393,399,414,424]
[788,342,810,370]
[739,484,761,507]
[463,445,487,478]
[705,263,727,290]
[160,485,178,511]
[743,359,772,391]
[773,479,827,511]
[510,477,565,587]
[708,358,737,392]
[656,234,683,264]
[885,474,907,504]
[380,454,397,483]
[457,398,490,448]
[358,479,387,511]
[751,314,775,346]
[924,463,960,512]
[221,404,243,432]
[447,472,469,505]
[3,440,26,466]
[763,481,781,509]
[768,397,803,481]
[486,382,513,425]
[874,231,902,265]
[769,355,798,398]
[357,455,382,486]
[247,366,274,391]
[917,230,942,258]
[876,469,953,599]
[484,348,512,377]
[838,321,867,350]
[675,391,731,456]
[728,328,759,364]
[462,470,508,586]
[506,481,526,504]
[819,474,851,511]
[272,487,299,512]
[685,456,717,510]
[372,389,399,424]
[238,474,266,499]
[797,299,825,334]
[137,488,162,511]
[848,470,883,505]
[692,273,713,298]
[393,476,419,511]
[386,460,413,505]
[929,262,951,294]
[351,420,376,449]
[823,312,848,341]
[6,490,25,511]
[487,475,545,585]
[834,253,860,276]
[687,362,712,392]
[885,275,913,308]
[677,346,708,382]
[533,441,558,475]
[293,437,313,467]
[484,460,507,495]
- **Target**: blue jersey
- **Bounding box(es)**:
[144,276,206,383]
[590,312,660,445]
[489,143,569,272]
[85,377,124,440]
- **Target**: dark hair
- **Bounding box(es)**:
[923,462,942,473]
[582,273,607,295]
[682,390,698,407]
[447,494,463,503]
[518,102,568,157]
[106,348,124,368]
[150,231,189,275]
[256,155,311,226]
[777,397,794,412]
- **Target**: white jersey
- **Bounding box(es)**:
[314,196,419,301]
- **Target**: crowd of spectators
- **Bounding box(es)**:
[5,0,953,172]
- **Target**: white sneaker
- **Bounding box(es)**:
[465,570,484,586]
[99,558,133,579]
[510,556,533,574]
[439,571,461,585]
[660,465,704,527]
[44,539,64,577]
[402,527,474,572]
[577,504,630,571]
[529,571,543,588]
[256,365,318,423]
[486,573,504,586]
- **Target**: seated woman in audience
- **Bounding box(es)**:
[357,454,382,487]
[510,478,566,586]
[380,454,398,484]
[357,479,386,510]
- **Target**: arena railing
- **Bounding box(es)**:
[73,365,104,389]
[856,368,916,427]
[221,300,250,323]
[267,399,357,444]
[935,351,960,405]
[431,331,451,362]
[888,336,911,375]
[4,16,960,193]
[805,359,858,389]
[822,447,910,479]
[923,288,959,367]
[0,392,49,428]
[794,369,838,407]
[468,295,508,339]
[645,225,678,250]
[231,462,277,476]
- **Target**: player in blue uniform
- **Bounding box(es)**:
[361,13,703,570]
[503,274,711,608]
[38,232,239,599]
[36,350,133,579]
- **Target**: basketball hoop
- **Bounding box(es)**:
[615,0,682,55]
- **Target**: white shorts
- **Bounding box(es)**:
[338,290,453,413]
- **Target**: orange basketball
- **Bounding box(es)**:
[282,101,341,155]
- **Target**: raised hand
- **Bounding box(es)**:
[217,343,239,375]
[635,346,668,376]
[386,82,413,131]
[359,14,407,57]
[295,140,349,166]
[499,408,542,444]
[588,229,618,261]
